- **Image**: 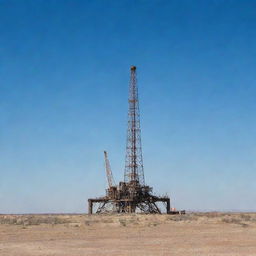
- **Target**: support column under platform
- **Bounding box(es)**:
[88,198,109,214]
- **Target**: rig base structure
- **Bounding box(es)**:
[88,181,183,214]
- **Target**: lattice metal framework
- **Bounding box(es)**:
[124,66,145,185]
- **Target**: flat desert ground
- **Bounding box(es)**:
[0,213,256,256]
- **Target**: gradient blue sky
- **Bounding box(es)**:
[0,0,256,213]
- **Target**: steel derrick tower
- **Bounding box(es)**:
[124,66,145,186]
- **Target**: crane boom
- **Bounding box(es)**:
[104,151,115,188]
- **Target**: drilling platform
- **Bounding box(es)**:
[88,66,184,214]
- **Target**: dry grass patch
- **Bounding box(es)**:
[0,215,71,226]
[166,214,198,222]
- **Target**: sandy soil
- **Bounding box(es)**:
[0,213,256,256]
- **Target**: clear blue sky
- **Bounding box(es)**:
[0,0,256,213]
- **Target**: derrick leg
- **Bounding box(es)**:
[88,199,93,214]
[167,198,170,214]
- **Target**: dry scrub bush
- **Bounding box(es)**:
[128,217,139,225]
[101,218,114,223]
[222,217,241,224]
[239,214,252,222]
[119,219,127,226]
[85,219,100,226]
[167,214,198,222]
[221,217,249,227]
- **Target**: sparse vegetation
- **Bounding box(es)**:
[1,213,256,255]
[119,218,127,226]
[167,214,198,222]
[0,215,71,226]
[239,214,252,221]
[221,214,253,227]
[221,217,241,224]
[102,218,114,223]
[1,213,256,229]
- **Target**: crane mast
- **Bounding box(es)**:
[104,151,115,188]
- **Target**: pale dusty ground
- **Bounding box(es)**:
[0,213,256,256]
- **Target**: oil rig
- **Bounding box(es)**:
[88,66,184,214]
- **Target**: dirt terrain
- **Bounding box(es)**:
[0,213,256,256]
